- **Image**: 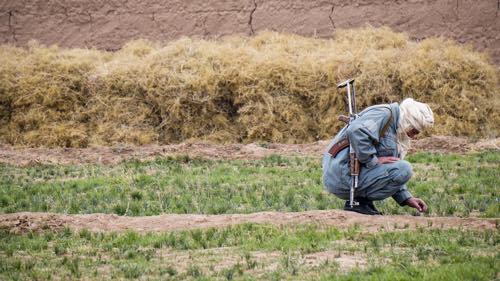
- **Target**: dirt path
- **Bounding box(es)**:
[0,136,498,166]
[0,210,496,234]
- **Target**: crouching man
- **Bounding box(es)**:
[322,98,434,215]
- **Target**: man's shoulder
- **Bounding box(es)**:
[360,103,394,117]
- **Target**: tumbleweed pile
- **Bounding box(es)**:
[0,27,498,147]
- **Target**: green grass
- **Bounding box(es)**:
[0,151,498,217]
[404,151,499,217]
[1,152,498,280]
[0,224,497,280]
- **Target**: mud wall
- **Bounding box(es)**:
[0,0,499,64]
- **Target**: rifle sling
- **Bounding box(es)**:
[327,138,350,157]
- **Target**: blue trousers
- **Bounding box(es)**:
[323,154,413,203]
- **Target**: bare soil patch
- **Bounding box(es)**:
[0,136,498,166]
[156,247,364,276]
[0,210,496,234]
[303,250,366,273]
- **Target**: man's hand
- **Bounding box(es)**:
[404,198,428,212]
[377,156,399,164]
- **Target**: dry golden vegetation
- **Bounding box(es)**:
[0,27,498,147]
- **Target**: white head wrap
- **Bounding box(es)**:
[397,98,434,159]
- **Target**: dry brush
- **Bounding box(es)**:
[0,27,498,147]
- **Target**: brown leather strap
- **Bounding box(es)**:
[327,137,350,157]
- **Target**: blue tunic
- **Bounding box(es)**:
[322,103,413,205]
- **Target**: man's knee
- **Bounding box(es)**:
[392,160,413,185]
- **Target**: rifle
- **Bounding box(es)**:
[337,79,360,208]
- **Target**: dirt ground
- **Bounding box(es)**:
[0,136,497,234]
[0,210,496,234]
[0,136,498,166]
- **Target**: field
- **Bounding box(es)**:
[1,26,499,280]
[0,141,498,280]
[0,147,499,217]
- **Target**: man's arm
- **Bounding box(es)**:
[345,108,392,169]
[392,185,412,206]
